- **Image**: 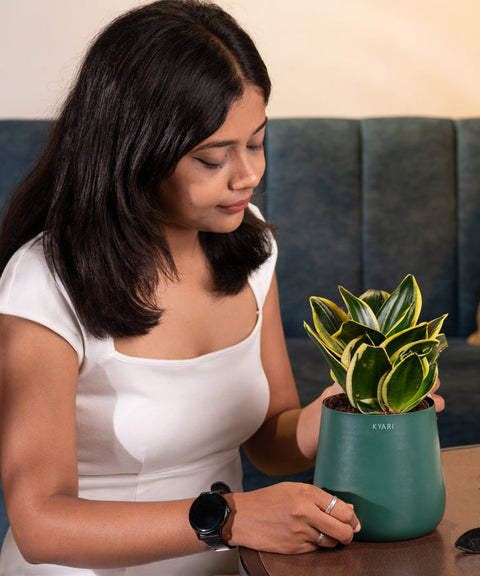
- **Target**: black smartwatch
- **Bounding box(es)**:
[189,481,235,551]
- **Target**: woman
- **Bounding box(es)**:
[0,2,442,575]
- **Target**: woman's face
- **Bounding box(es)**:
[159,84,267,235]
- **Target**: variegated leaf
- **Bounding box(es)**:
[400,362,438,413]
[359,289,390,315]
[309,297,347,355]
[346,344,391,412]
[377,275,422,335]
[382,353,424,413]
[381,323,428,358]
[427,314,448,339]
[339,286,380,330]
[304,322,348,391]
[334,320,385,347]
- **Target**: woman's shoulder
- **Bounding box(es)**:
[0,235,48,287]
[0,234,58,291]
[0,234,85,363]
[247,203,278,308]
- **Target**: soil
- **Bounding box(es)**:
[324,393,430,414]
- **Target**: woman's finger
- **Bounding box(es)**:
[431,393,445,413]
[317,491,361,533]
[428,378,445,412]
[313,530,339,549]
[306,490,361,545]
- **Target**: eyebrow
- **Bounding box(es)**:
[193,117,268,152]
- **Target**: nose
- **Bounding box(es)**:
[229,152,264,191]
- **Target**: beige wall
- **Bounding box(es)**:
[1,0,480,119]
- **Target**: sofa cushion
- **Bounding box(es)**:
[0,120,52,218]
[361,118,457,332]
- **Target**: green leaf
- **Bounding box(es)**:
[341,334,371,366]
[356,398,383,414]
[381,323,428,358]
[304,322,348,391]
[400,362,438,413]
[427,314,448,339]
[359,289,390,315]
[309,297,347,356]
[388,338,439,364]
[376,372,389,411]
[425,333,448,364]
[383,303,415,338]
[377,275,422,335]
[346,344,391,412]
[334,320,385,347]
[339,286,380,330]
[382,353,424,413]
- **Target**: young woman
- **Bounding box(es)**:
[0,2,442,574]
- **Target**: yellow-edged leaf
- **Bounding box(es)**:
[377,275,422,335]
[339,286,380,330]
[309,297,347,355]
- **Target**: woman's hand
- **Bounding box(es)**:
[429,378,445,413]
[319,382,344,402]
[225,482,360,554]
[294,382,344,462]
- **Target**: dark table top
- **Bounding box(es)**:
[239,445,480,576]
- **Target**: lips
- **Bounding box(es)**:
[218,196,252,214]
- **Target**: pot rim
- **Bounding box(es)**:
[322,393,435,416]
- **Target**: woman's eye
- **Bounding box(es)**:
[193,156,226,170]
[247,142,264,152]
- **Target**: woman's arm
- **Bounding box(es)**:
[242,273,339,476]
[0,315,204,568]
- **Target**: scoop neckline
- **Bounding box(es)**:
[108,309,262,366]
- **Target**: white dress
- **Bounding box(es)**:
[0,214,276,575]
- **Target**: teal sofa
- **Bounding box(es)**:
[1,118,480,545]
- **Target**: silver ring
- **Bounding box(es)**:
[316,532,325,546]
[325,495,338,515]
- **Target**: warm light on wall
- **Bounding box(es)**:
[1,0,479,118]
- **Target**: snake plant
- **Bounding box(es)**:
[304,274,448,414]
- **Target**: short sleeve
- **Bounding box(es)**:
[247,204,278,310]
[0,237,85,364]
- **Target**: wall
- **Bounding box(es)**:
[1,0,480,119]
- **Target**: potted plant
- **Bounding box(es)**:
[304,274,448,541]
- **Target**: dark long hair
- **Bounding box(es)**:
[0,0,273,338]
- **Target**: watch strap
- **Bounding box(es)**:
[210,481,231,496]
[197,532,234,552]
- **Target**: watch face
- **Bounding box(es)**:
[189,492,228,533]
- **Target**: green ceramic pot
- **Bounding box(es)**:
[313,396,445,541]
